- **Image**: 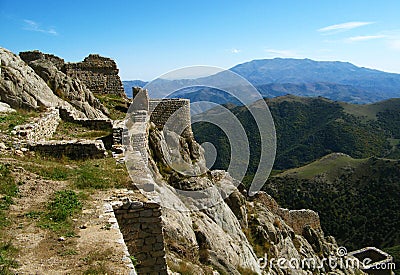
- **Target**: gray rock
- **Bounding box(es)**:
[0,102,16,113]
[27,58,109,119]
[0,48,78,113]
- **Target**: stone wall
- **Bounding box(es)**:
[28,139,107,160]
[19,50,65,70]
[254,192,321,235]
[277,209,321,235]
[13,107,60,142]
[149,99,192,138]
[113,198,167,275]
[63,54,125,96]
[59,108,113,130]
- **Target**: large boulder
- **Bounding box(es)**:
[0,47,81,114]
[26,58,109,119]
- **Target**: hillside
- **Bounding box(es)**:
[263,153,400,252]
[193,95,400,172]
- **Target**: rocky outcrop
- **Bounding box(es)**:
[121,88,365,274]
[19,52,109,119]
[0,102,16,113]
[0,48,80,113]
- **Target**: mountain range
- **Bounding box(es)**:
[123,58,400,104]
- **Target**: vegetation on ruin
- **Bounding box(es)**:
[94,94,129,120]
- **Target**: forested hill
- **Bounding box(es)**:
[263,153,400,267]
[192,95,400,171]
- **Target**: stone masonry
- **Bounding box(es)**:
[19,50,65,70]
[148,98,192,138]
[14,107,60,142]
[113,198,167,275]
[28,139,107,160]
[63,54,125,97]
[20,51,125,97]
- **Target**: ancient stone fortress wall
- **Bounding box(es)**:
[149,98,192,138]
[254,192,321,235]
[63,54,125,96]
[12,107,110,159]
[13,107,60,142]
[19,50,65,70]
[28,139,107,160]
[113,198,167,275]
[58,108,113,130]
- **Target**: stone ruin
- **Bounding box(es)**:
[63,54,125,97]
[20,50,126,97]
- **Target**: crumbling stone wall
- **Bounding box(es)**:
[59,107,113,130]
[14,107,60,142]
[254,192,321,235]
[149,98,192,138]
[20,51,125,97]
[113,199,167,275]
[28,139,107,160]
[19,50,65,70]
[63,54,125,96]
[278,209,321,235]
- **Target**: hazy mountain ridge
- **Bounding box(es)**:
[124,58,400,104]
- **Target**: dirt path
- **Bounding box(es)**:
[1,160,133,274]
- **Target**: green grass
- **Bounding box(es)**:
[0,111,37,132]
[0,241,19,274]
[52,120,112,140]
[277,153,365,180]
[0,164,18,228]
[94,94,128,120]
[23,156,131,190]
[38,190,82,233]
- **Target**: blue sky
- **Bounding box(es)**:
[1,0,400,80]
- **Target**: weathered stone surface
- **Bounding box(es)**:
[63,54,125,97]
[0,48,78,112]
[149,98,192,138]
[113,197,167,275]
[0,102,16,113]
[19,53,109,119]
[28,139,107,159]
[14,107,60,142]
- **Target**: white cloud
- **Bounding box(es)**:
[318,21,374,34]
[23,19,58,35]
[264,49,298,57]
[230,48,241,54]
[388,39,400,50]
[347,35,387,42]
